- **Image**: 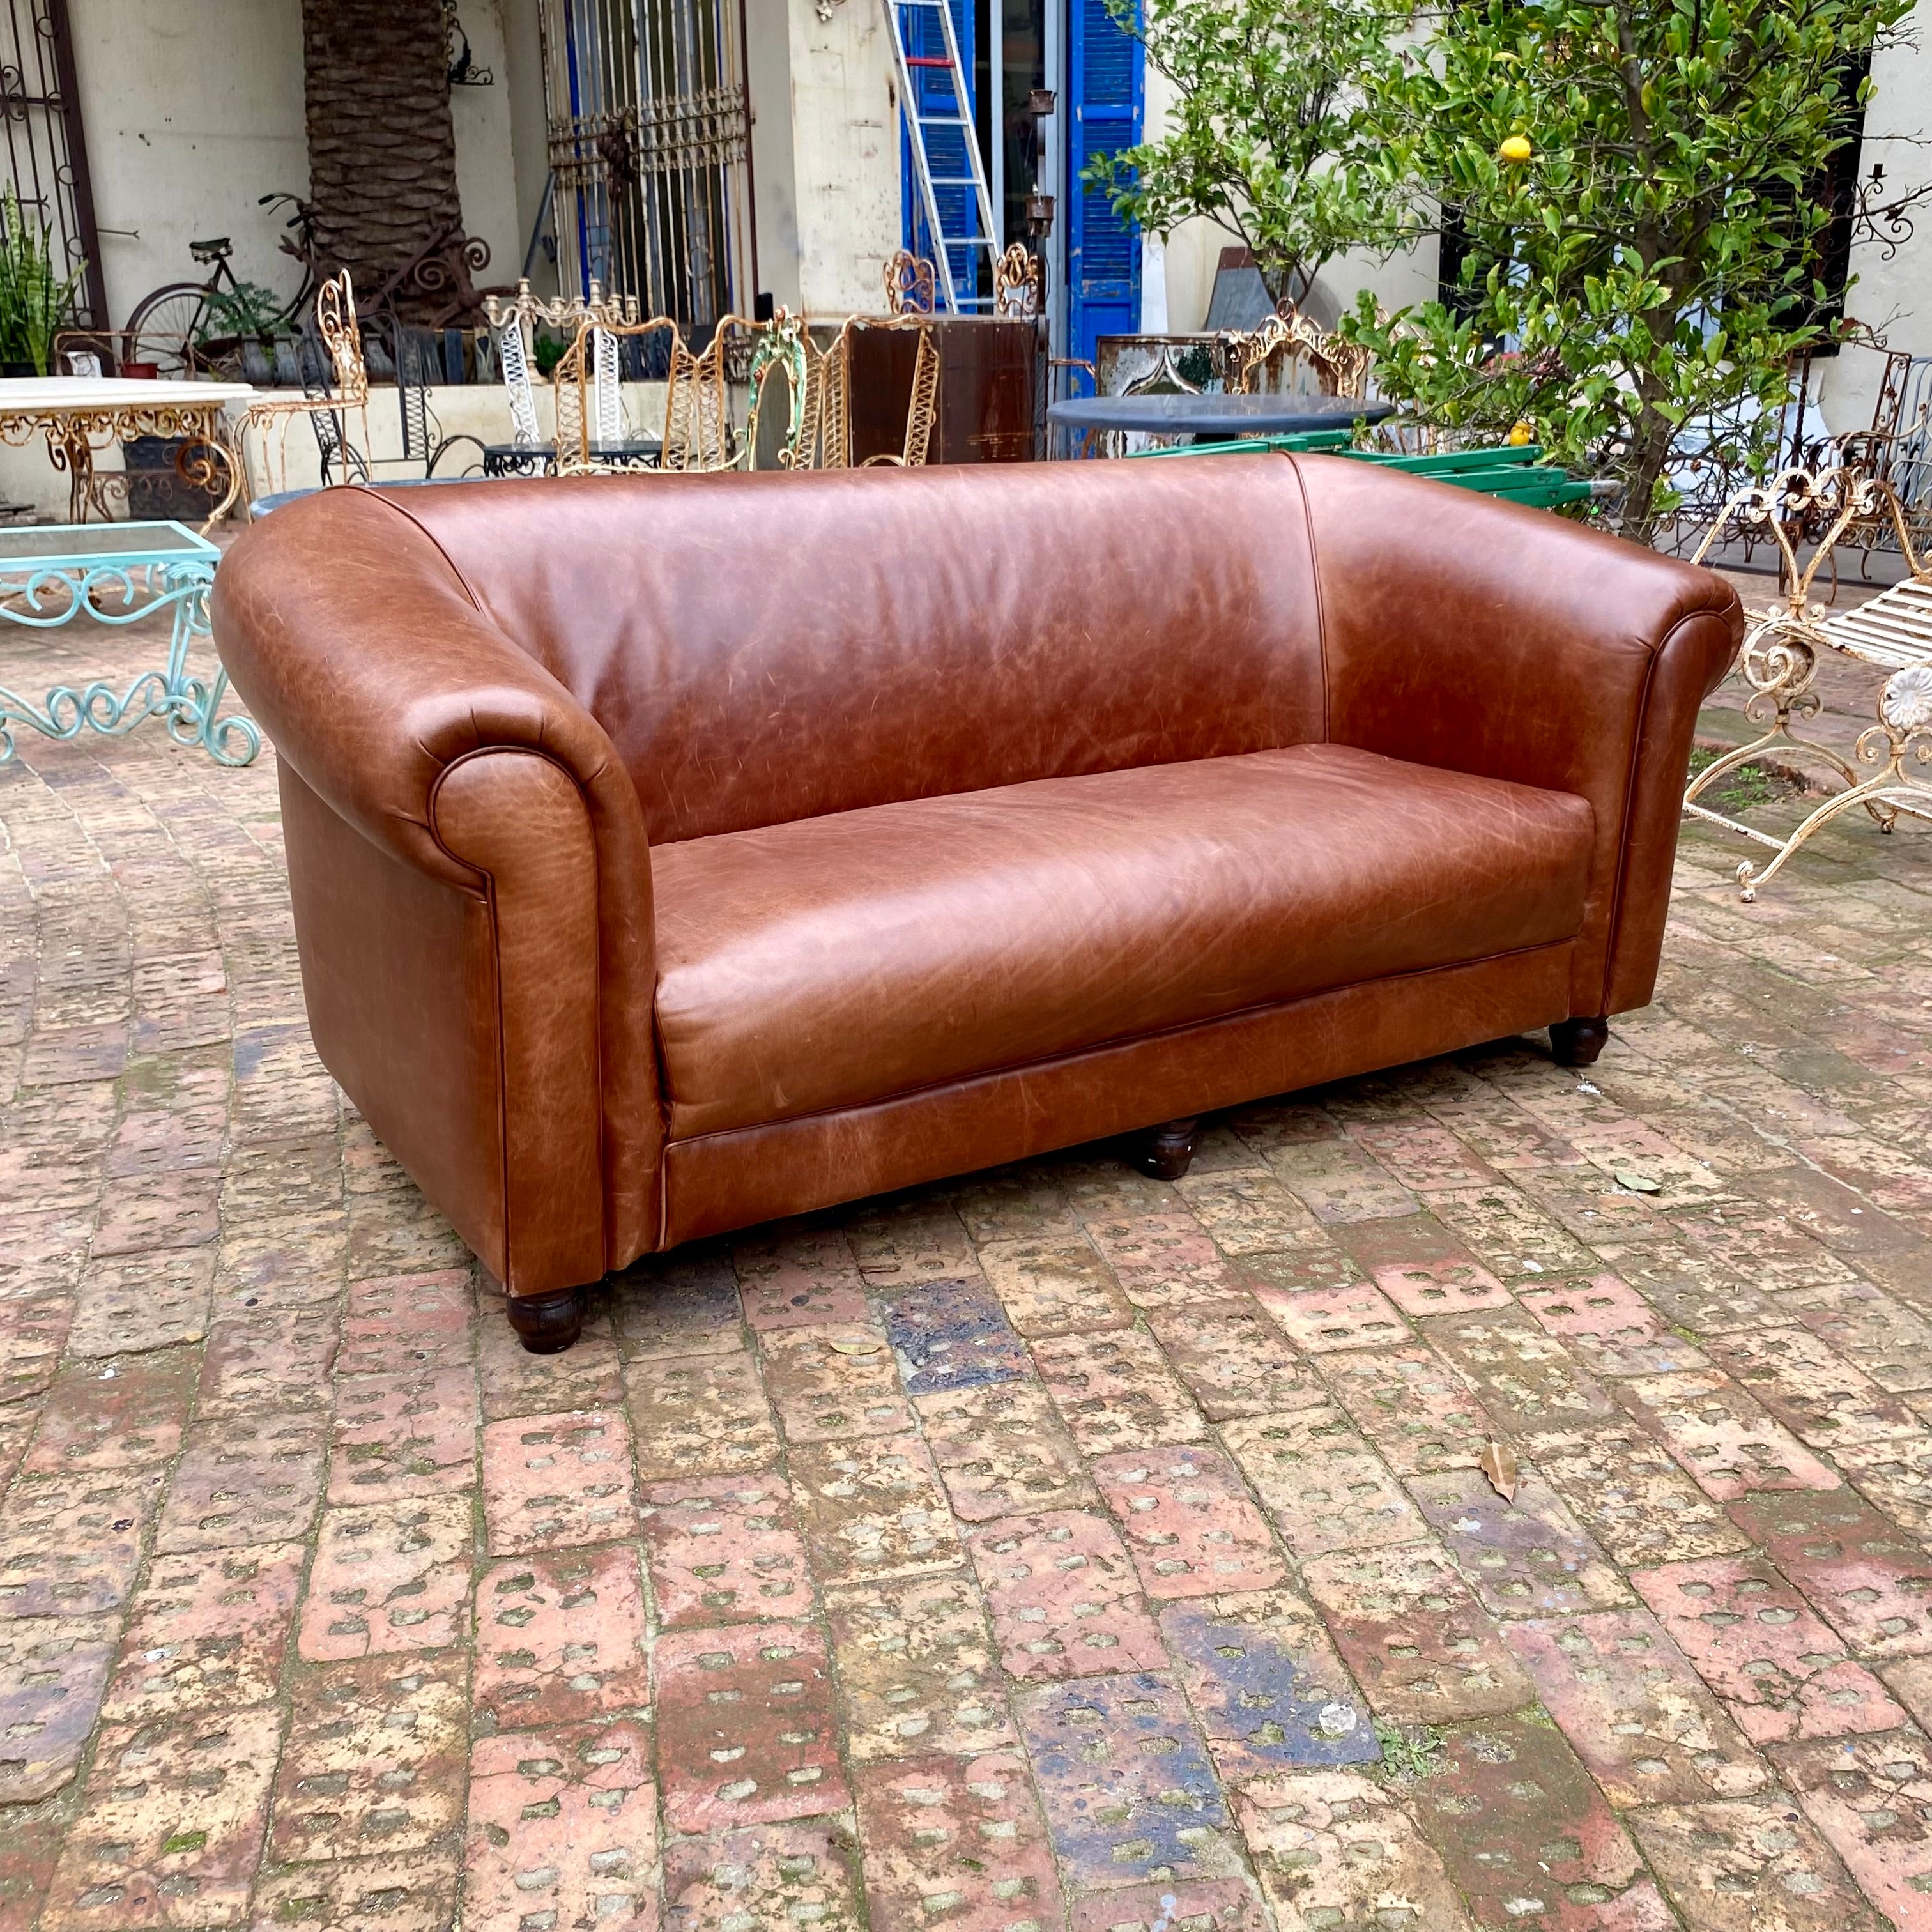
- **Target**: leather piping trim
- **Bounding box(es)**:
[659,933,1577,1152]
[1278,454,1330,742]
[427,744,607,1296]
[1593,600,1731,1018]
[351,485,489,615]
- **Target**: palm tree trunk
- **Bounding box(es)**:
[301,0,464,318]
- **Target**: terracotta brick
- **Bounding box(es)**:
[1162,1589,1376,1783]
[477,1293,625,1420]
[1318,1342,1497,1477]
[39,1705,280,1931]
[1503,1606,1770,1807]
[1633,1554,1908,1743]
[1830,1436,1932,1536]
[269,1652,467,1860]
[788,1434,960,1587]
[1068,1876,1272,1932]
[196,1303,341,1416]
[1175,1165,1321,1253]
[914,1376,1096,1521]
[1300,1542,1537,1723]
[1786,1277,1932,1395]
[24,1352,194,1473]
[1629,1797,1887,1932]
[157,1412,327,1554]
[464,1719,657,1932]
[1229,1099,1344,1162]
[1236,1769,1473,1930]
[1535,1422,1753,1569]
[1730,1488,1932,1658]
[1220,1404,1426,1558]
[328,1363,477,1504]
[1429,1310,1618,1438]
[880,1274,1030,1393]
[639,1471,811,1627]
[91,1168,219,1255]
[625,1348,781,1482]
[1239,1237,1368,1297]
[1408,1465,1632,1619]
[1144,1296,1326,1420]
[977,1234,1134,1337]
[1616,1369,1843,1501]
[1517,1270,1710,1379]
[68,1250,213,1356]
[0,1294,71,1403]
[337,1269,472,1376]
[1266,1138,1418,1225]
[1591,1236,1791,1339]
[660,1823,862,1931]
[1671,1201,1864,1295]
[1337,1211,1513,1318]
[825,1572,1016,1761]
[480,1409,638,1556]
[1429,1180,1597,1280]
[654,1619,849,1833]
[846,1200,979,1285]
[1033,1328,1207,1454]
[853,1749,1064,1932]
[246,1853,459,1932]
[1411,1713,1676,1931]
[0,1614,115,1800]
[1085,1209,1250,1312]
[612,1248,744,1358]
[949,1171,1082,1245]
[298,1495,473,1660]
[104,1543,304,1722]
[1707,1321,1922,1448]
[1771,1728,1932,1929]
[0,1811,63,1932]
[966,1508,1167,1682]
[1251,1278,1409,1354]
[0,1467,160,1617]
[1018,1670,1238,1890]
[758,1322,914,1441]
[1348,1119,1495,1193]
[1092,1445,1285,1599]
[473,1547,650,1729]
[732,1228,869,1329]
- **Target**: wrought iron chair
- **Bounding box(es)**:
[884,249,937,316]
[388,325,487,479]
[238,273,371,505]
[1215,309,1372,401]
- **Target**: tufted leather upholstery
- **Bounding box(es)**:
[215,456,1742,1304]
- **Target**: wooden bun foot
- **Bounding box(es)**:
[1550,1018,1609,1068]
[1133,1116,1201,1181]
[506,1283,588,1354]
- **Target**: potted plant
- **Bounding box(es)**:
[0,187,84,376]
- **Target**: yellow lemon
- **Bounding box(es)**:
[1508,420,1534,446]
[1499,135,1533,164]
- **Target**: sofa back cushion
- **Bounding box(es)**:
[386,455,1326,843]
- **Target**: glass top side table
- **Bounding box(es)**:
[0,519,258,767]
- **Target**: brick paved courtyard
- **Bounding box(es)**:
[5,601,1932,1930]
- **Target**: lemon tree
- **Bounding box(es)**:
[1344,0,1917,536]
[1089,0,1423,310]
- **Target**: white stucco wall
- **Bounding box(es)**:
[1820,27,1932,436]
[783,0,901,316]
[66,0,521,336]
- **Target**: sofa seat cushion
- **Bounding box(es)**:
[650,743,1595,1138]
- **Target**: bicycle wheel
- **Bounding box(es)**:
[123,283,213,377]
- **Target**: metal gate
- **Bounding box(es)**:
[538,0,755,335]
[0,0,103,329]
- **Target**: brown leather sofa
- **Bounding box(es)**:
[214,458,1742,1351]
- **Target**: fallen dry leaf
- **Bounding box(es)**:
[1478,1438,1519,1503]
[824,1333,884,1357]
[1614,1170,1662,1193]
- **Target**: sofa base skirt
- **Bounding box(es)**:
[656,941,1577,1248]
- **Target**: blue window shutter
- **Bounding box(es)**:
[1068,0,1144,380]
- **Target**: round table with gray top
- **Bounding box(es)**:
[1046,389,1394,452]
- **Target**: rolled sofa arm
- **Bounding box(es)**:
[1289,453,1743,1020]
[213,486,661,1292]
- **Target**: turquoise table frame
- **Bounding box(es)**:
[0,521,257,768]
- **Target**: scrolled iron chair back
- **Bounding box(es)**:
[992,245,1042,319]
[884,249,937,317]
